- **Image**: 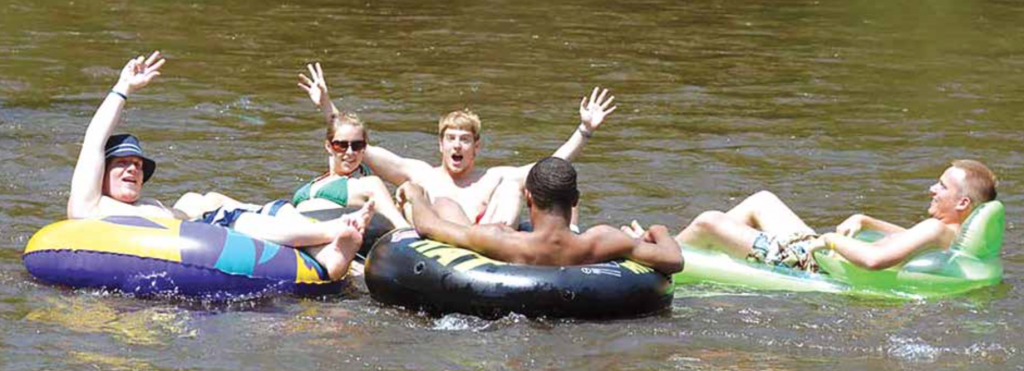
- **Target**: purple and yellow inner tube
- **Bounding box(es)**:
[23,216,342,299]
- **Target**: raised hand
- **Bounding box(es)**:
[114,51,165,95]
[579,87,617,134]
[298,62,332,110]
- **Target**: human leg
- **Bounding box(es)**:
[723,190,814,236]
[172,191,243,220]
[256,201,312,224]
[480,179,522,227]
[675,210,764,258]
[231,202,374,247]
[674,191,815,259]
[301,220,364,280]
[433,197,473,225]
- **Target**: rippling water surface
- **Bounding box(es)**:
[2,0,1023,369]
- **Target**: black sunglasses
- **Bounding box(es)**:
[330,140,367,153]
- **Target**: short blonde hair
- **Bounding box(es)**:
[438,109,481,140]
[326,111,368,142]
[952,159,997,203]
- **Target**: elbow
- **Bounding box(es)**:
[648,247,684,275]
[413,220,432,237]
[661,254,684,275]
[859,256,892,270]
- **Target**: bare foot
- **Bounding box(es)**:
[309,226,363,281]
[343,200,374,234]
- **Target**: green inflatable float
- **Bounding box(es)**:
[673,201,1005,298]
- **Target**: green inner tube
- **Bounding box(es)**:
[673,201,1005,299]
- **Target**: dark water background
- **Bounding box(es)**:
[2,0,1023,369]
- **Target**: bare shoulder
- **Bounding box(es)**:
[917,217,959,242]
[580,225,634,245]
[913,218,951,235]
[883,218,956,251]
[582,224,618,235]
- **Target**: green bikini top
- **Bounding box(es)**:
[291,164,371,207]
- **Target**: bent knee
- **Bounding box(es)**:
[749,190,782,204]
[691,210,730,232]
[200,192,233,206]
[177,192,203,202]
[434,197,460,209]
[172,192,205,209]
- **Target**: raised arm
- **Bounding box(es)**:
[363,145,434,186]
[67,51,165,219]
[587,224,684,275]
[298,62,341,125]
[817,218,949,270]
[298,63,431,186]
[553,87,617,160]
[505,87,617,185]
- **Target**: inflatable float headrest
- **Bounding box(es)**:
[950,200,1004,260]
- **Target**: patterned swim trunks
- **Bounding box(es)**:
[747,232,820,272]
[198,199,289,228]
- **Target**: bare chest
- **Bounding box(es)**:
[419,171,502,212]
[99,197,178,219]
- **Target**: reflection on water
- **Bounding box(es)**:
[68,351,156,371]
[24,296,195,345]
[2,0,1024,369]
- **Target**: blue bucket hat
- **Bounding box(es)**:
[104,134,157,183]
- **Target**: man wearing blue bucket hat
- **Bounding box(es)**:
[66,51,369,280]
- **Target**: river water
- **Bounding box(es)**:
[2,0,1023,369]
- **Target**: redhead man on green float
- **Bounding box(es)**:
[625,160,998,271]
[299,63,615,228]
[67,51,371,280]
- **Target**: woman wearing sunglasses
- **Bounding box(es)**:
[296,63,410,229]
